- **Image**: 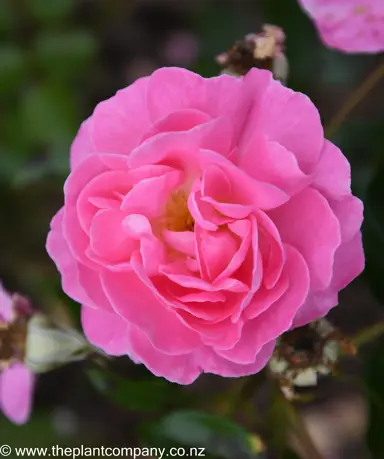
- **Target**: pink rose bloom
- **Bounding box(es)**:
[47,67,364,384]
[298,0,384,53]
[0,284,35,424]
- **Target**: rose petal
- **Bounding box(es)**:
[217,244,309,364]
[203,340,276,377]
[0,364,34,425]
[81,307,131,356]
[128,326,201,384]
[268,187,341,291]
[313,140,351,199]
[101,260,201,355]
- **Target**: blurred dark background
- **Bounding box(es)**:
[0,1,383,458]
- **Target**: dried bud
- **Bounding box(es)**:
[24,313,90,373]
[215,24,288,83]
[269,319,352,399]
[0,293,32,370]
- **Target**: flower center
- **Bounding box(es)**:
[0,317,27,370]
[164,189,194,232]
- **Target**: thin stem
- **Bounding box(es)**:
[351,322,384,348]
[325,62,384,138]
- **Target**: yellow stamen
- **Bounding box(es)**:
[164,189,194,232]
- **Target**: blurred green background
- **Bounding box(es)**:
[0,1,383,458]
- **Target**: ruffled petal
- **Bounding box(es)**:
[269,187,341,290]
[203,340,276,377]
[101,259,201,355]
[313,141,351,199]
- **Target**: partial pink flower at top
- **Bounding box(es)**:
[47,67,364,384]
[298,0,384,53]
[0,284,35,424]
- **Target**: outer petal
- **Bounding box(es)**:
[101,262,201,355]
[298,0,384,54]
[203,340,276,377]
[147,67,250,144]
[128,327,201,384]
[313,141,351,199]
[238,132,310,195]
[293,232,364,327]
[243,70,324,174]
[47,209,94,306]
[81,307,131,356]
[0,364,34,425]
[47,209,112,311]
[329,196,363,242]
[70,77,151,169]
[331,231,365,291]
[268,187,341,291]
[293,289,338,328]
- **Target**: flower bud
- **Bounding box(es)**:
[269,319,354,400]
[216,24,289,83]
[24,313,90,373]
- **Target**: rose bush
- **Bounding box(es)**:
[47,67,364,384]
[298,0,384,53]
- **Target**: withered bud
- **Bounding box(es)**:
[269,319,353,399]
[0,293,32,370]
[216,24,288,84]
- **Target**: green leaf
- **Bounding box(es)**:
[0,45,28,94]
[34,30,98,80]
[364,343,384,458]
[87,367,177,412]
[26,0,76,23]
[21,83,78,147]
[150,410,262,459]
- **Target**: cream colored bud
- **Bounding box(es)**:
[24,313,90,373]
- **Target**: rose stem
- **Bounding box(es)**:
[325,62,384,139]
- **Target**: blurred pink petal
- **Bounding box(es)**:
[0,364,35,425]
[298,0,384,53]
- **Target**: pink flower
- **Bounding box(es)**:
[298,0,384,53]
[0,284,35,424]
[47,67,364,384]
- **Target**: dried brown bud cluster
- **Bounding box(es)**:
[0,294,31,370]
[216,25,288,83]
[269,319,356,400]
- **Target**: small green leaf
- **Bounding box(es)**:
[151,410,261,459]
[34,30,98,80]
